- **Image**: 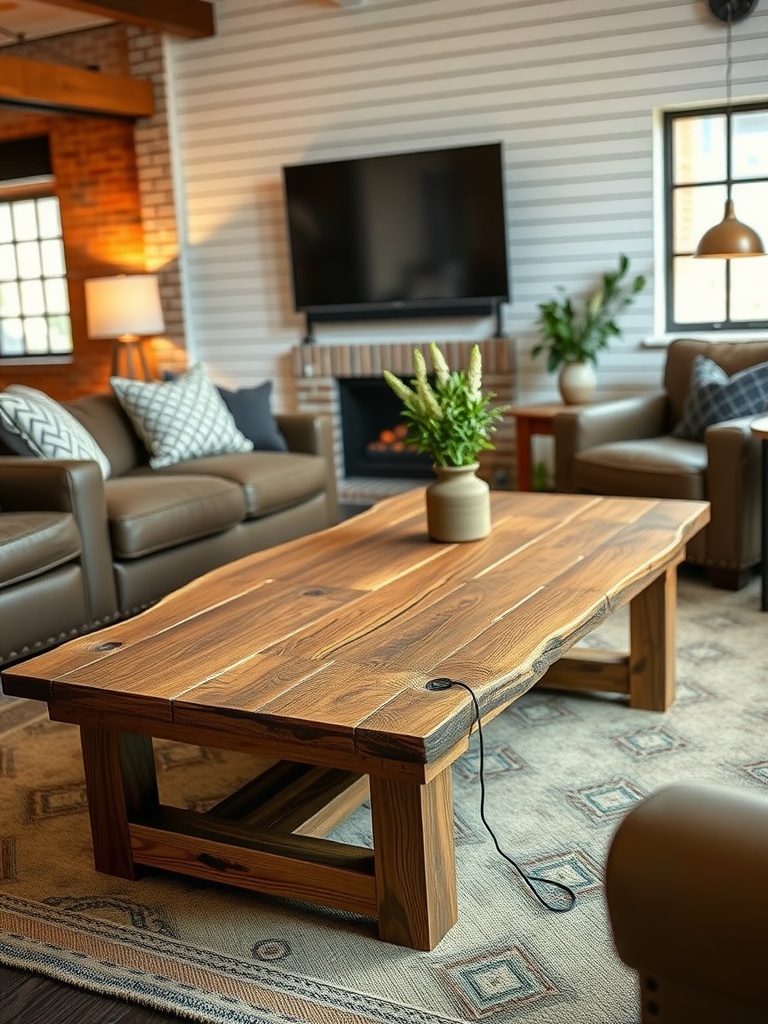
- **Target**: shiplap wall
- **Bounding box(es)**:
[165,0,768,409]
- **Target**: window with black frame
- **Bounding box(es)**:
[0,135,72,359]
[664,103,768,332]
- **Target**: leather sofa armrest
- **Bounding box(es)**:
[606,783,768,1013]
[704,417,761,571]
[275,414,338,524]
[553,392,669,492]
[0,458,118,624]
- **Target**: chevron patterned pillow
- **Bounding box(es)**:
[110,363,254,469]
[0,384,111,478]
[672,355,768,442]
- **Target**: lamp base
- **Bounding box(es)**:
[112,337,151,380]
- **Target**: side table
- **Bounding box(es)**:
[750,415,768,611]
[508,402,569,491]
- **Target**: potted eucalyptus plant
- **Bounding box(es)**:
[532,254,646,404]
[383,343,506,542]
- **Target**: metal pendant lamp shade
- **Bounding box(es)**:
[695,198,766,257]
[694,0,765,259]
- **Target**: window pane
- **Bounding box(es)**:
[44,277,69,314]
[1,318,24,354]
[36,197,61,239]
[16,241,41,278]
[48,315,72,353]
[0,281,20,316]
[11,200,38,241]
[673,257,726,324]
[24,316,48,353]
[731,181,768,247]
[730,260,768,322]
[0,194,72,356]
[40,238,64,276]
[673,184,727,253]
[0,206,12,244]
[0,244,16,280]
[20,279,45,315]
[732,110,768,179]
[673,115,726,184]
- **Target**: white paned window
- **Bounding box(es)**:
[664,103,768,332]
[0,194,72,357]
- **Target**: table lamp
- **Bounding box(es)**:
[85,274,165,380]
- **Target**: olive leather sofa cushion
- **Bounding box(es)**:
[148,450,329,519]
[0,511,81,588]
[104,474,247,560]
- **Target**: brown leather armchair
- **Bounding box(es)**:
[606,783,768,1024]
[553,338,768,589]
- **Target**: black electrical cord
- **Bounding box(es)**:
[426,677,576,914]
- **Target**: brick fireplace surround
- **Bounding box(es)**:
[292,338,516,503]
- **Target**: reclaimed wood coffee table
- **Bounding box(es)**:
[2,489,709,950]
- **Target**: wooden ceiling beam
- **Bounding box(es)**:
[0,53,155,118]
[39,0,215,39]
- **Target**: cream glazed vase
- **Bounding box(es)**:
[558,361,597,405]
[426,462,491,542]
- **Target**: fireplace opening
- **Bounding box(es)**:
[338,377,433,479]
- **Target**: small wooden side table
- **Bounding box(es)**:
[750,415,768,611]
[508,402,568,491]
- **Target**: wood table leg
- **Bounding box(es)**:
[515,419,533,491]
[761,438,768,611]
[628,565,677,711]
[369,766,457,951]
[79,727,159,879]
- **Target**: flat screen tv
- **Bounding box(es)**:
[282,142,509,321]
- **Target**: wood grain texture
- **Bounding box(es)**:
[4,491,710,762]
[629,565,677,710]
[79,728,158,879]
[0,53,155,118]
[209,763,369,837]
[6,486,709,948]
[129,807,377,916]
[370,767,457,949]
[540,649,631,694]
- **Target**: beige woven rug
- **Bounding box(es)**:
[1,569,765,1024]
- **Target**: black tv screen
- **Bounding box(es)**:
[282,142,509,318]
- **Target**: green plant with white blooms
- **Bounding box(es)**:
[532,254,646,372]
[383,343,506,468]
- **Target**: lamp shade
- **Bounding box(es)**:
[85,274,165,338]
[694,199,766,259]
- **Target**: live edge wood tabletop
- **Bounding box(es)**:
[1,489,709,951]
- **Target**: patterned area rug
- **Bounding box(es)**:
[1,569,766,1024]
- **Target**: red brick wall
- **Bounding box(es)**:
[0,25,174,401]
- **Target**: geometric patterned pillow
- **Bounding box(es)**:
[110,363,253,469]
[0,384,112,478]
[672,355,768,442]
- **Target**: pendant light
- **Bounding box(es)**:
[694,0,765,258]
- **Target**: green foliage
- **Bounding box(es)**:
[383,343,507,468]
[532,254,646,373]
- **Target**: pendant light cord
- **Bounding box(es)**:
[725,2,733,200]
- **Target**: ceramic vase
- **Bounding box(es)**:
[558,361,596,405]
[426,462,491,542]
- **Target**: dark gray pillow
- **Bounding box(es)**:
[0,418,36,456]
[217,382,288,451]
[672,355,768,442]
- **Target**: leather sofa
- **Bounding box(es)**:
[606,783,768,1023]
[0,392,337,668]
[553,338,768,589]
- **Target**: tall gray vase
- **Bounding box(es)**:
[426,463,491,542]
